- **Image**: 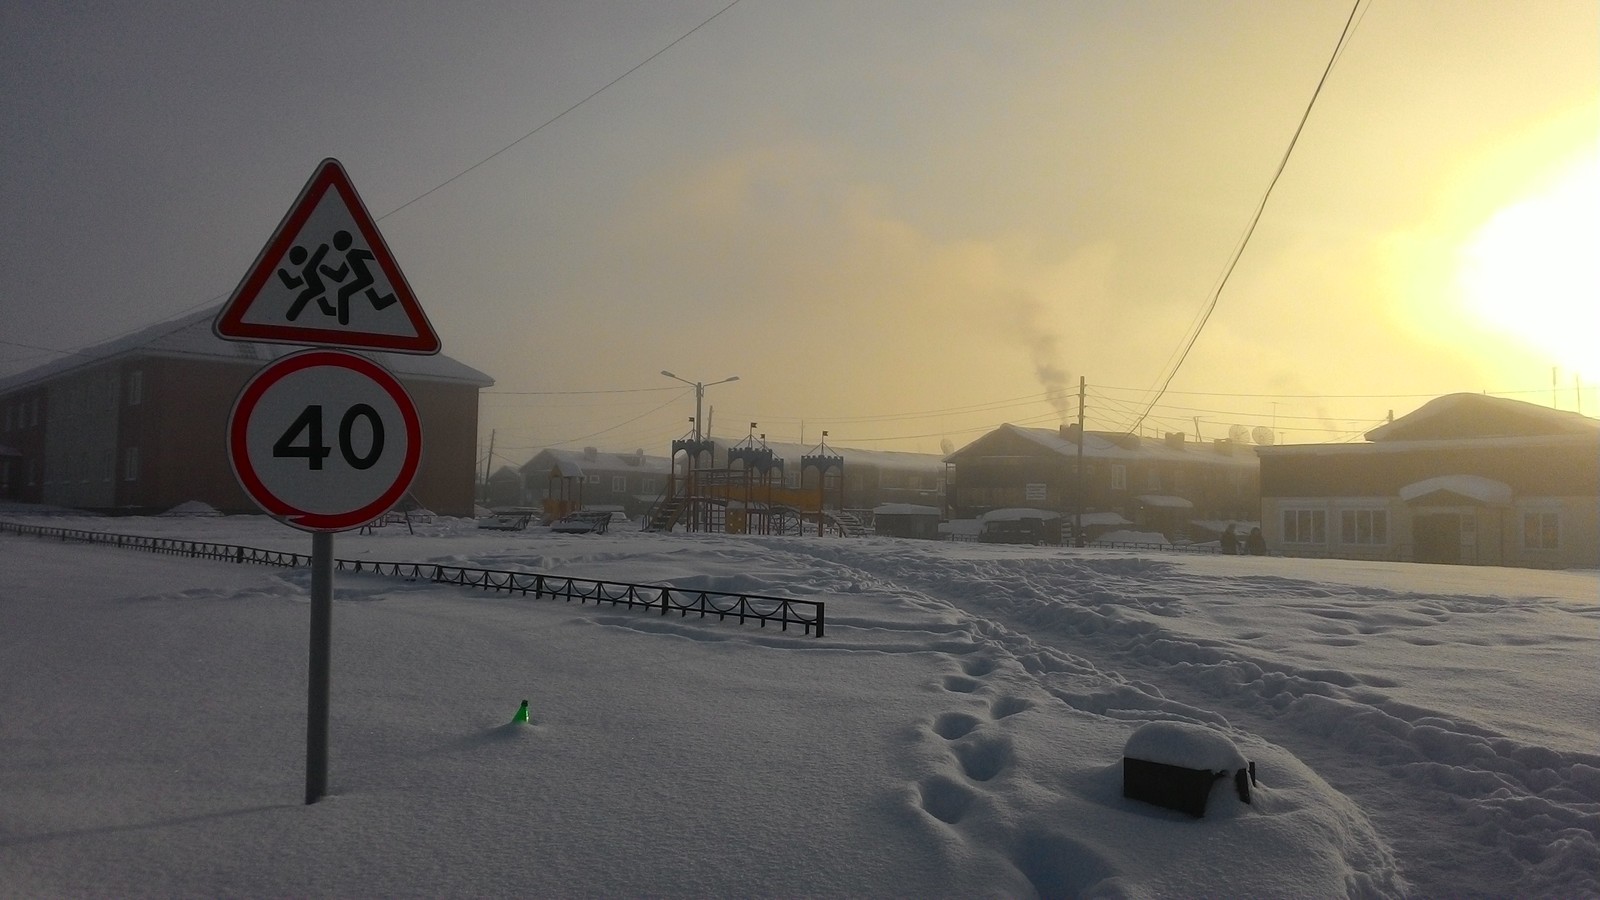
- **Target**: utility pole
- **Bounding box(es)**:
[481,429,495,504]
[661,371,739,441]
[1074,376,1086,547]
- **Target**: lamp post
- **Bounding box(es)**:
[661,371,739,441]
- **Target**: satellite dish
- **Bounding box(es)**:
[940,438,956,456]
[1228,424,1252,444]
[1252,426,1276,446]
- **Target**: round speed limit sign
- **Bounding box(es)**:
[228,349,422,532]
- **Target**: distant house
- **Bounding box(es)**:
[484,465,526,509]
[944,423,1259,541]
[517,447,672,519]
[0,306,493,517]
[1256,393,1598,568]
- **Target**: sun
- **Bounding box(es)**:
[1457,154,1600,380]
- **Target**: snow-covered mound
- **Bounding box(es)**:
[1124,719,1249,771]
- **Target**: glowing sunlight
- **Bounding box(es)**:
[1458,154,1600,378]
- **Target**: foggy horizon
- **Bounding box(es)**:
[3,1,1595,462]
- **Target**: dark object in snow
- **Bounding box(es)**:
[1121,721,1256,818]
[1124,758,1219,817]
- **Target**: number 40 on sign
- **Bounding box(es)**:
[228,349,422,532]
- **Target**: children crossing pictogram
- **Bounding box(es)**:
[214,159,440,354]
[279,230,398,326]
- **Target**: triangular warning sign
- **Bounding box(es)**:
[214,159,440,355]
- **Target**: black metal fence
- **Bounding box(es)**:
[1,521,824,637]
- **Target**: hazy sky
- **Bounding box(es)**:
[3,1,1595,465]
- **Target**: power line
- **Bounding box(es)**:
[8,2,744,371]
[483,386,680,396]
[1127,0,1366,435]
[383,0,743,220]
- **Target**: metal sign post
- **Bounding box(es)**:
[306,531,334,804]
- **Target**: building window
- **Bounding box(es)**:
[1282,508,1326,544]
[1146,470,1162,492]
[127,370,143,406]
[611,476,627,493]
[1111,465,1127,491]
[1523,512,1559,550]
[123,447,140,482]
[642,478,659,495]
[585,474,600,485]
[1340,509,1388,545]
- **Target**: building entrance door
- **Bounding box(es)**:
[1413,513,1462,564]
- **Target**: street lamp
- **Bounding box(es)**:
[661,370,739,441]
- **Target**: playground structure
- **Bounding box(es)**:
[644,432,860,536]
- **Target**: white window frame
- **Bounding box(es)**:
[1282,508,1327,544]
[611,475,627,493]
[1522,511,1560,550]
[123,447,140,482]
[127,370,144,406]
[1110,464,1127,491]
[1339,508,1388,545]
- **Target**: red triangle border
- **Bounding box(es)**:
[214,159,440,355]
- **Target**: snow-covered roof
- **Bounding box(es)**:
[873,503,941,516]
[1075,511,1133,527]
[748,439,945,472]
[1366,392,1598,442]
[1137,494,1194,509]
[979,507,1061,522]
[527,447,672,476]
[0,304,494,393]
[1398,475,1514,506]
[971,423,1259,469]
[1256,432,1595,457]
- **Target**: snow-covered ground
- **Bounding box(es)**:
[3,510,1596,898]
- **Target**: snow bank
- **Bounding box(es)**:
[4,513,1595,896]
